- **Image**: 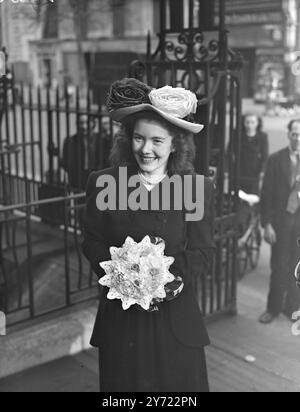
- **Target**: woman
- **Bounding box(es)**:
[239,113,269,195]
[82,78,215,392]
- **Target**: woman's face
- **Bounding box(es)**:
[244,115,259,136]
[288,121,300,152]
[132,118,175,176]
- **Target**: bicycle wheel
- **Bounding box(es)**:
[238,244,248,279]
[248,227,262,270]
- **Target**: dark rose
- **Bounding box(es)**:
[106,78,152,112]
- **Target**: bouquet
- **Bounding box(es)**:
[99,236,183,311]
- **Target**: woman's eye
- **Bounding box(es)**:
[134,136,143,142]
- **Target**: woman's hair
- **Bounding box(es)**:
[242,113,263,134]
[109,111,196,175]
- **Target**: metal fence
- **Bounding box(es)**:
[0,80,115,208]
[0,192,99,327]
[0,83,114,326]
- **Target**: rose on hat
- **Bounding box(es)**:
[149,86,198,119]
[106,78,204,134]
[106,78,152,112]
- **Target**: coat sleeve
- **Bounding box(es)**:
[260,132,269,173]
[82,172,111,278]
[261,154,276,228]
[170,177,216,285]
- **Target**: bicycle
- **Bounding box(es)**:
[237,191,262,279]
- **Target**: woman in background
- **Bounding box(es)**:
[240,113,269,195]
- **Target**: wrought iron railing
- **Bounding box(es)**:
[0,193,99,327]
[0,81,115,209]
[0,0,242,325]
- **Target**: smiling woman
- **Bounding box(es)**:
[82,78,215,392]
[110,111,197,176]
[132,118,174,179]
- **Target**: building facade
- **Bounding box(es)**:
[226,0,300,100]
[0,0,161,96]
[1,0,300,102]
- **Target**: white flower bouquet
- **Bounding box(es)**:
[99,236,182,311]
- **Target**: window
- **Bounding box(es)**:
[198,0,216,29]
[43,2,58,39]
[169,0,184,31]
[112,0,126,37]
[153,0,161,33]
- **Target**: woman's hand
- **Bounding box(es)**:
[135,276,184,313]
[264,224,277,245]
[164,276,184,301]
[149,276,184,310]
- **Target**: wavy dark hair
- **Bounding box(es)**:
[242,113,263,134]
[109,111,196,175]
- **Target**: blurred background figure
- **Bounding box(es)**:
[100,117,114,169]
[259,119,300,324]
[239,113,269,195]
[264,68,282,115]
[61,114,99,192]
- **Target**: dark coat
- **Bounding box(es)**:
[240,131,269,178]
[261,148,300,318]
[239,131,269,194]
[261,147,293,229]
[82,166,215,349]
[61,132,111,190]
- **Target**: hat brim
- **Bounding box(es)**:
[109,104,204,134]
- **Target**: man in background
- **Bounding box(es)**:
[259,119,300,324]
[61,114,106,191]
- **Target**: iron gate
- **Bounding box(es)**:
[130,0,243,318]
[0,0,242,326]
[0,78,113,326]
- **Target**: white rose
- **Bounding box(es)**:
[149,86,198,119]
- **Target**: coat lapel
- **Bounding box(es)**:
[280,147,292,187]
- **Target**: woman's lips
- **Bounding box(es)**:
[139,156,157,164]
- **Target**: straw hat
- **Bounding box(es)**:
[106,78,204,134]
